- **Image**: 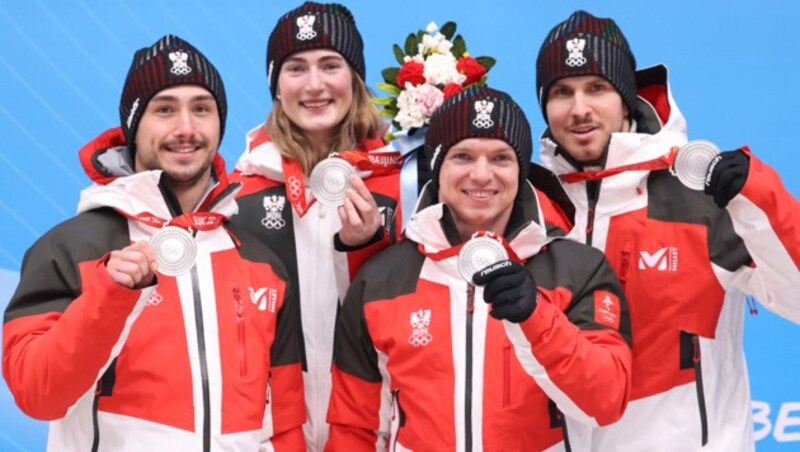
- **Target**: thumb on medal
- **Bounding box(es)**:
[472,260,538,323]
[703,149,749,208]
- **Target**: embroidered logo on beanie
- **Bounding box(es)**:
[119,34,227,148]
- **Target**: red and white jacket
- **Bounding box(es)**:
[230,125,404,452]
[326,183,632,451]
[539,65,800,451]
[3,128,305,451]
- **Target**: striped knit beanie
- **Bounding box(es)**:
[536,10,637,121]
[119,34,227,147]
[266,2,365,99]
[425,86,532,187]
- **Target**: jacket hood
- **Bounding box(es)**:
[540,64,688,175]
[234,123,396,181]
[76,127,238,218]
[405,180,551,261]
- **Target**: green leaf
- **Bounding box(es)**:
[475,56,496,71]
[371,96,395,106]
[404,32,418,56]
[440,21,457,40]
[451,35,466,59]
[379,108,397,119]
[384,130,395,143]
[376,82,401,96]
[393,44,405,65]
[381,67,400,85]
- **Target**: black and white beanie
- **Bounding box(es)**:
[119,34,227,147]
[266,2,365,99]
[536,10,637,121]
[425,86,532,187]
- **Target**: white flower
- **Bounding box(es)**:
[423,53,466,86]
[426,22,438,33]
[394,83,444,130]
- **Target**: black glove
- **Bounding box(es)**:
[472,260,538,323]
[704,149,750,208]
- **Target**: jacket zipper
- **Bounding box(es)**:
[465,284,475,452]
[233,287,247,377]
[91,360,116,452]
[91,388,102,452]
[391,390,406,451]
[693,334,708,446]
[503,340,511,407]
[191,268,211,452]
[585,180,600,246]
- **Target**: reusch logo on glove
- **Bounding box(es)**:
[479,260,511,278]
[594,291,621,329]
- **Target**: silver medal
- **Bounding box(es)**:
[149,226,197,276]
[457,236,509,283]
[672,140,721,190]
[309,158,357,206]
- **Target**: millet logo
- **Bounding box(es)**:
[638,247,679,272]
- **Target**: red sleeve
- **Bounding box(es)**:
[326,367,384,451]
[3,258,145,419]
[505,294,632,427]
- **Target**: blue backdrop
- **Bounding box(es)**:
[1,1,798,450]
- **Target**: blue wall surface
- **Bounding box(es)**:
[1,1,798,450]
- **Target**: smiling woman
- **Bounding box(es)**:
[226,3,406,451]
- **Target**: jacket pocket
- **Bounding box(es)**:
[233,287,247,377]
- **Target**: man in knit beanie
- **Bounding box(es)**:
[3,34,307,450]
[534,10,800,451]
[326,85,632,450]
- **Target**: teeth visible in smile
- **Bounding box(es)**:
[303,100,330,108]
[465,190,493,198]
[168,146,196,153]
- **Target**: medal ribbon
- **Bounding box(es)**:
[559,147,678,184]
[119,210,226,232]
[420,231,523,264]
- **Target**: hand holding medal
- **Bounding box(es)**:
[106,241,158,289]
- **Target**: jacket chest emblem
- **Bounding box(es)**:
[261,195,287,230]
[638,247,679,272]
[249,286,278,313]
[408,309,433,347]
[146,289,163,306]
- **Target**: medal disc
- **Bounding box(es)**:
[457,236,509,283]
[672,140,721,190]
[149,226,197,276]
[309,158,357,206]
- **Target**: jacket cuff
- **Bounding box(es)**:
[333,227,385,252]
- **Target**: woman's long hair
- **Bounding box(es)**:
[266,71,382,176]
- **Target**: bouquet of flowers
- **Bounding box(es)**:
[373,21,496,137]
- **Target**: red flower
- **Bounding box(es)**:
[442,83,463,99]
[457,56,487,86]
[396,61,425,87]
